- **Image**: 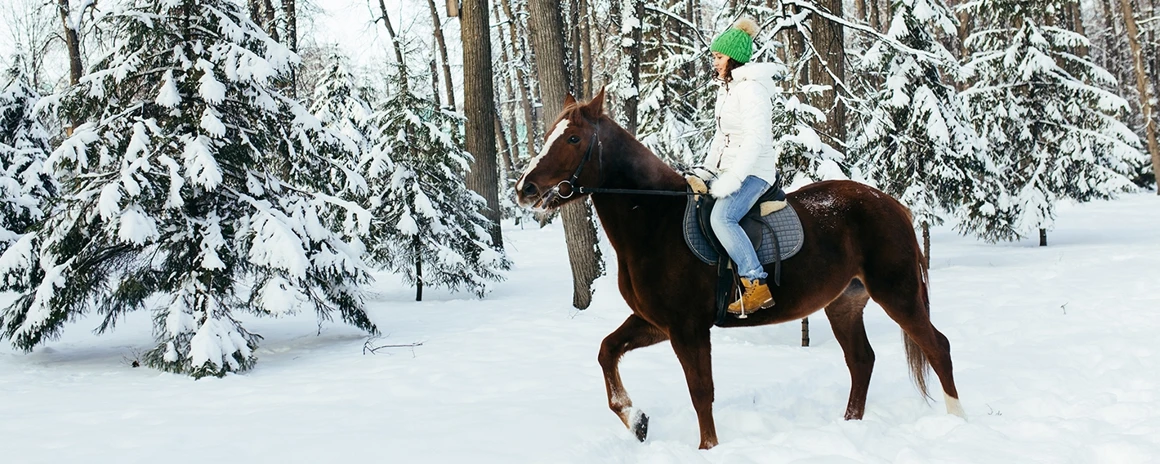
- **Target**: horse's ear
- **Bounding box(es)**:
[564,94,577,107]
[586,87,607,116]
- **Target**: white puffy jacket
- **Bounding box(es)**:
[703,62,781,198]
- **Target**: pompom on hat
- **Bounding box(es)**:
[710,17,759,64]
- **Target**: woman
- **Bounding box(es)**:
[701,17,781,315]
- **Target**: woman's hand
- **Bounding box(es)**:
[710,172,743,198]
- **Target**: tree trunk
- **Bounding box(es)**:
[57,0,83,134]
[810,0,848,154]
[56,0,82,85]
[568,0,582,97]
[869,0,882,32]
[622,0,644,135]
[283,0,298,96]
[801,318,810,347]
[922,222,931,270]
[500,0,537,158]
[495,115,515,179]
[1119,0,1160,193]
[580,0,594,99]
[527,0,604,309]
[262,0,279,42]
[428,0,458,110]
[493,1,522,160]
[415,236,424,301]
[1068,0,1088,56]
[430,59,442,108]
[1039,228,1047,246]
[461,0,505,246]
[377,0,408,91]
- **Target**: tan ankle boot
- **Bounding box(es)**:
[728,277,774,315]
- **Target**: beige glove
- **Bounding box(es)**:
[685,175,708,194]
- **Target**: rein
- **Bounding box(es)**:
[546,124,697,201]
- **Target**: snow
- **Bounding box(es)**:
[1,193,1158,462]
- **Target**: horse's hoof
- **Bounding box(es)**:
[630,409,649,442]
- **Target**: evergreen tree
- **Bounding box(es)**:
[959,0,1145,241]
[636,0,715,167]
[363,77,509,299]
[851,0,990,232]
[0,0,376,378]
[0,67,56,255]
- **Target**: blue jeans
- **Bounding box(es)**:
[710,175,769,281]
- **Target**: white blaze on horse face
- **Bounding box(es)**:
[516,119,571,193]
[945,393,967,419]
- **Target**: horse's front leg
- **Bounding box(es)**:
[599,314,668,441]
[670,325,718,449]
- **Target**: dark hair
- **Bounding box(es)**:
[714,57,745,83]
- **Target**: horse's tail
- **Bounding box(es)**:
[903,257,933,400]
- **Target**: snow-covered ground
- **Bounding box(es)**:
[2,192,1158,463]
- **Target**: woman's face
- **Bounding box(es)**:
[712,51,729,79]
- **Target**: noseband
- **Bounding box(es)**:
[546,126,603,202]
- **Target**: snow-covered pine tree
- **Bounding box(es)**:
[958,0,1145,242]
[850,0,990,238]
[363,76,508,300]
[0,66,56,255]
[0,0,377,378]
[635,0,716,167]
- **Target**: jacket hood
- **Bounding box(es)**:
[730,62,785,83]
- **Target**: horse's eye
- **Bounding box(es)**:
[568,135,581,144]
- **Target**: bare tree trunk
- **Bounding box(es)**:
[580,0,594,99]
[414,236,424,301]
[262,0,280,42]
[461,0,505,246]
[527,0,604,309]
[1040,228,1047,246]
[622,0,644,135]
[801,317,810,346]
[495,115,515,178]
[430,59,442,108]
[500,0,537,158]
[377,0,408,91]
[1067,0,1088,56]
[57,0,82,86]
[493,1,522,160]
[428,0,458,109]
[855,0,866,22]
[922,222,931,269]
[869,0,882,32]
[248,0,263,25]
[284,0,298,96]
[1120,0,1160,192]
[57,0,83,135]
[810,0,848,154]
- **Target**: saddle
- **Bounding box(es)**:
[681,177,805,324]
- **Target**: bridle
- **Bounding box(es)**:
[535,122,693,209]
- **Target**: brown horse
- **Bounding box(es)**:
[515,90,964,450]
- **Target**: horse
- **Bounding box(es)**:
[515,90,964,450]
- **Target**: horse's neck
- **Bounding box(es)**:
[589,126,687,253]
[597,127,685,191]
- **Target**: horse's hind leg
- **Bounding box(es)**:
[865,276,965,418]
[599,315,669,441]
[824,279,874,420]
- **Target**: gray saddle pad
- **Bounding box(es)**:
[682,195,805,266]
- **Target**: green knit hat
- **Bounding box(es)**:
[710,17,758,64]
